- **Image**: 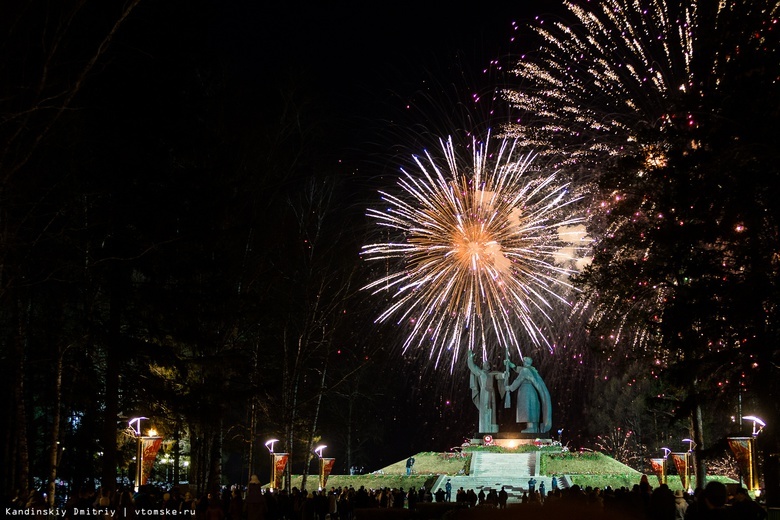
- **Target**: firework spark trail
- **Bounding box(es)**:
[362,135,585,370]
[501,0,780,164]
[507,0,780,159]
[502,0,780,352]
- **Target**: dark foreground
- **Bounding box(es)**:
[352,481,766,520]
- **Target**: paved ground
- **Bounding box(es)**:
[431,452,565,503]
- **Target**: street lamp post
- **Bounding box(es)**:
[661,447,671,485]
[682,438,696,493]
[742,415,765,494]
[650,448,671,485]
[129,417,148,492]
[743,415,766,437]
[265,439,279,490]
[314,445,326,490]
[128,417,163,492]
[727,416,766,493]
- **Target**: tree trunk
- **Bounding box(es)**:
[101,283,122,492]
[691,380,706,490]
[301,353,329,491]
[192,423,207,496]
[207,418,223,495]
[283,374,298,492]
[13,295,30,495]
[47,345,65,506]
[173,423,181,486]
[247,397,256,484]
[246,342,259,484]
[282,326,301,492]
[346,389,354,473]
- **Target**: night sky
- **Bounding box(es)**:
[146,0,559,470]
[209,1,550,161]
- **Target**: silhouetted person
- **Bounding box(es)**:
[729,487,766,520]
[245,475,267,520]
[498,486,508,508]
[685,481,736,519]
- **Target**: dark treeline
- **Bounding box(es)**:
[0,0,411,503]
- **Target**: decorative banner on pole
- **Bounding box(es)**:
[140,437,163,485]
[649,458,666,485]
[319,457,336,489]
[728,437,759,491]
[273,453,289,490]
[671,453,688,490]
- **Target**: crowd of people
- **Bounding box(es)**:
[437,476,767,520]
[5,474,769,520]
[482,478,768,520]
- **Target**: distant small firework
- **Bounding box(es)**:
[362,135,585,369]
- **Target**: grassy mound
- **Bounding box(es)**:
[283,450,735,493]
[380,451,470,476]
[287,474,433,492]
[540,451,641,490]
[282,452,469,492]
[542,451,640,476]
[541,451,737,491]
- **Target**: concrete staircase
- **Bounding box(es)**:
[471,452,536,476]
[431,451,565,503]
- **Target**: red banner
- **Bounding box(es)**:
[671,453,688,490]
[141,437,163,485]
[728,437,759,490]
[649,458,666,485]
[273,453,289,489]
[319,457,336,489]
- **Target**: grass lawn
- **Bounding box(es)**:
[283,452,469,491]
[542,451,641,476]
[541,451,737,491]
[645,475,737,491]
[379,451,470,476]
[285,473,434,492]
[541,451,641,490]
[282,450,736,493]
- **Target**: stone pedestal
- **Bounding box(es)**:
[493,432,550,448]
[472,431,552,449]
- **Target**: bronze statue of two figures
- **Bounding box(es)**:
[467,350,552,436]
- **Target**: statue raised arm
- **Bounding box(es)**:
[502,350,516,408]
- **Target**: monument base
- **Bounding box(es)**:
[472,431,552,449]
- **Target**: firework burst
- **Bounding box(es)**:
[503,0,780,165]
[502,0,780,354]
[362,135,586,369]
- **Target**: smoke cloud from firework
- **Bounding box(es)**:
[362,135,587,370]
